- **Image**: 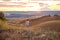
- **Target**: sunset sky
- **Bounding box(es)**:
[0,1,60,11]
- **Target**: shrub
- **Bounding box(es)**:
[0,12,6,21]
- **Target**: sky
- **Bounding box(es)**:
[1,0,60,17]
[0,0,60,11]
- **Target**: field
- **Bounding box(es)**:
[0,15,60,40]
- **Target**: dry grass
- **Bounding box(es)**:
[4,15,60,32]
[0,15,60,40]
[30,20,60,32]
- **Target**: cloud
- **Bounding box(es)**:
[0,1,60,11]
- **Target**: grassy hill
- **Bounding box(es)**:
[0,20,30,30]
[0,15,60,40]
[30,15,60,26]
[7,15,60,27]
[6,15,60,31]
[31,20,60,32]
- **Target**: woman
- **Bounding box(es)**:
[25,19,30,27]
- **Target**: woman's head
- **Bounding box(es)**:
[26,19,29,21]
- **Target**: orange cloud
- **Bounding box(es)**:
[0,1,60,11]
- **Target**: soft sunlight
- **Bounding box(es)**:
[0,1,60,11]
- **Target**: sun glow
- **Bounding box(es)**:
[0,1,60,11]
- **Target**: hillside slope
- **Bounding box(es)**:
[7,15,60,27]
[31,20,60,32]
[0,15,60,40]
[30,15,60,26]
